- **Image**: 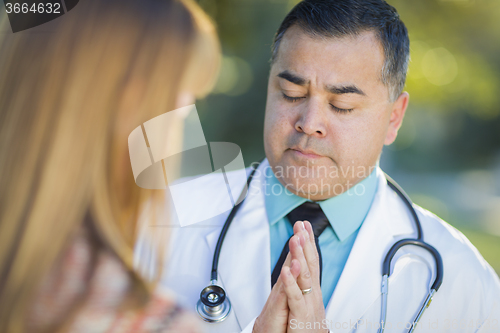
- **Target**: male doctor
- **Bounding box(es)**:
[135,0,500,332]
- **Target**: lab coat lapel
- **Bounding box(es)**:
[324,167,415,330]
[204,161,271,329]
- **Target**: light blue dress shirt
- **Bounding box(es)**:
[264,164,379,307]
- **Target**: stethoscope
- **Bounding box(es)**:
[197,160,443,333]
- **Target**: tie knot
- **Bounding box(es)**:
[286,202,330,238]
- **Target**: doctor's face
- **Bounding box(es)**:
[263,26,408,201]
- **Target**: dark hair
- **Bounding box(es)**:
[271,0,409,102]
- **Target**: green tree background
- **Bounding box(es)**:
[192,0,500,273]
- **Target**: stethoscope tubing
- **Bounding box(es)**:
[210,162,261,282]
[383,172,422,240]
[382,239,443,291]
[377,174,443,333]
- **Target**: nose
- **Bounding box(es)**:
[294,99,327,137]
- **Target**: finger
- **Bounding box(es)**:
[301,220,321,285]
[293,221,320,286]
[270,269,290,311]
[288,233,313,292]
[268,256,297,314]
[281,265,306,315]
[290,258,301,278]
[283,251,292,267]
[275,253,299,286]
[293,220,314,253]
[292,221,306,242]
[256,255,294,332]
[272,252,291,292]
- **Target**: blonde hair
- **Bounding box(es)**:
[0,0,220,331]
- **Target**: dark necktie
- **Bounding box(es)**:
[271,201,330,288]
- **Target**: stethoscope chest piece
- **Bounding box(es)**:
[196,284,231,323]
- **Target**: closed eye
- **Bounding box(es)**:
[282,92,305,103]
[283,93,354,113]
[330,104,354,113]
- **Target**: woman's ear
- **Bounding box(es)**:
[384,92,409,145]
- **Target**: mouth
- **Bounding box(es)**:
[289,147,323,159]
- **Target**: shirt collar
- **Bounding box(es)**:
[263,163,379,242]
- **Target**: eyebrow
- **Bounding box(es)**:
[326,84,366,96]
[277,70,307,85]
[277,70,366,96]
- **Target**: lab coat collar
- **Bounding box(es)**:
[324,166,416,327]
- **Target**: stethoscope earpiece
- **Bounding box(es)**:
[197,284,231,323]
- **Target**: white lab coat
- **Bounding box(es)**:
[135,158,500,333]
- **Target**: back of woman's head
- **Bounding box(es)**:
[0,0,220,330]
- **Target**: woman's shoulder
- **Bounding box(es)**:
[65,250,204,333]
[94,289,202,333]
[28,226,203,333]
[69,241,203,333]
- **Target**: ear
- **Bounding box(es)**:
[384,92,409,145]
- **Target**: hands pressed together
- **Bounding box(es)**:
[253,221,328,333]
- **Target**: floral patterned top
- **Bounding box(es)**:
[27,226,203,333]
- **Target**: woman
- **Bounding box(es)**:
[0,0,220,332]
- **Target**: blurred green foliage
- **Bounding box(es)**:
[387,0,500,171]
[399,0,500,119]
[461,228,500,275]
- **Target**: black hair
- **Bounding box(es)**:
[271,0,410,101]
